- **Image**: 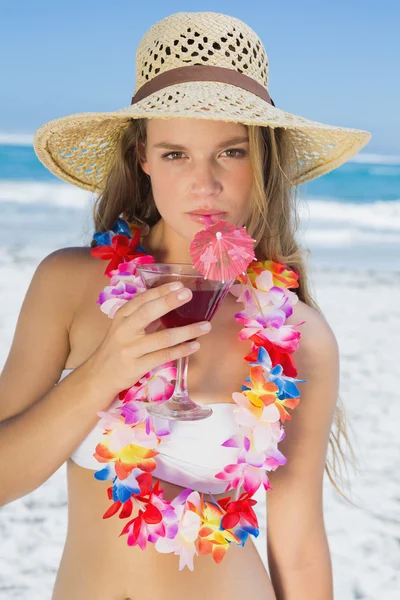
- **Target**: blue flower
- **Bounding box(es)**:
[111,218,132,237]
[94,463,116,481]
[112,476,141,502]
[244,346,306,399]
[92,231,114,246]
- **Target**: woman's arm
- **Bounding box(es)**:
[0,357,112,506]
[266,303,340,599]
[0,249,117,505]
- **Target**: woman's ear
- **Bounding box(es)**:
[137,140,150,176]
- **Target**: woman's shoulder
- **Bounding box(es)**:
[287,298,338,363]
[38,246,107,281]
[35,246,109,318]
[40,245,98,267]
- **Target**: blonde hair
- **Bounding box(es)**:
[90,118,357,504]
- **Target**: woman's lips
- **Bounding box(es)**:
[187,212,227,224]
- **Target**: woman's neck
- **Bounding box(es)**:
[141,219,194,265]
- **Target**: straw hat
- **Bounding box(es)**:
[33,11,371,191]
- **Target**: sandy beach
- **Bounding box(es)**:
[0,200,399,599]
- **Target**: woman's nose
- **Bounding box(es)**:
[190,162,222,196]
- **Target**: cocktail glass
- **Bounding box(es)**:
[136,263,235,421]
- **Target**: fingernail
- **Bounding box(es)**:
[177,289,191,300]
[199,321,211,331]
[169,282,183,291]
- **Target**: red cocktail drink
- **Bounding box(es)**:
[136,263,235,421]
[160,286,230,329]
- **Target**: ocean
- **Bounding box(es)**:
[0,140,399,272]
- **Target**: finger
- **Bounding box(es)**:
[126,286,193,333]
[138,338,201,375]
[116,280,184,319]
[144,318,162,334]
[139,320,211,355]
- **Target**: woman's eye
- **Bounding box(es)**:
[222,148,246,158]
[162,152,184,161]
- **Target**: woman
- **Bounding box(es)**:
[0,11,371,600]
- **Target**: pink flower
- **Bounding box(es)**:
[97,257,153,318]
[125,502,166,550]
[108,254,155,279]
[119,478,175,550]
[119,400,171,438]
[215,392,287,494]
[215,461,273,495]
[231,392,283,450]
[124,362,177,403]
[97,407,159,452]
[234,287,304,353]
[155,491,202,571]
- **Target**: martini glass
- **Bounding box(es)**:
[136,263,235,421]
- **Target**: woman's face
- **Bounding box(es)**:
[139,118,253,245]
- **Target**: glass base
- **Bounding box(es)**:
[145,396,213,421]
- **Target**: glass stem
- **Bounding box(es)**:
[173,356,189,398]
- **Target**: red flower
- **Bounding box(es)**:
[102,473,158,521]
[90,231,146,276]
[119,502,163,544]
[103,486,134,520]
[217,492,259,530]
[244,337,298,378]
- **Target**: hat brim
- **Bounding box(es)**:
[33,80,371,192]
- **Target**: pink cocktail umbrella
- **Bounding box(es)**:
[189,220,256,282]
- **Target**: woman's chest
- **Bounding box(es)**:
[66,283,253,405]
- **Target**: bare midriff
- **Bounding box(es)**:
[51,461,277,600]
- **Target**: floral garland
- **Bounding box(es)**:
[89,217,306,571]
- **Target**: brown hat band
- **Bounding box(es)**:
[131,65,275,107]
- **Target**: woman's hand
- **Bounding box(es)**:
[86,281,211,396]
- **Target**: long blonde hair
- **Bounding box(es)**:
[90,118,357,503]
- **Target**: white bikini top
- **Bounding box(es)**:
[59,368,240,494]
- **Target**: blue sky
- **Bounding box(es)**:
[1,0,398,155]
